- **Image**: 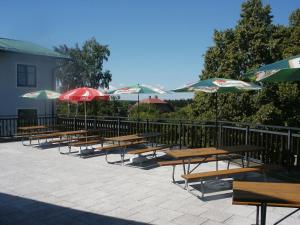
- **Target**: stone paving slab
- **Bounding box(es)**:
[0,141,299,225]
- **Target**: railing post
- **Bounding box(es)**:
[146,119,149,133]
[117,117,120,136]
[219,122,223,147]
[287,129,293,168]
[179,121,182,149]
[93,117,97,130]
[245,125,249,145]
[74,116,77,131]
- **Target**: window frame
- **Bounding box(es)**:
[16,64,37,88]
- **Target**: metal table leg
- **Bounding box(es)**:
[260,203,267,225]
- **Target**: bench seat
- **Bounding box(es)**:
[127,145,169,155]
[68,136,103,147]
[182,166,263,182]
[182,166,264,198]
[95,140,147,152]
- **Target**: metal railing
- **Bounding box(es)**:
[0,115,58,138]
[1,114,300,169]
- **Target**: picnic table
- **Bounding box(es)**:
[29,130,88,152]
[104,132,160,143]
[18,125,47,132]
[165,145,264,197]
[18,125,49,145]
[233,181,300,225]
[96,132,162,164]
[166,145,264,174]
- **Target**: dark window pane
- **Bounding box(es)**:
[18,109,37,126]
[17,65,26,73]
[17,64,37,87]
[27,66,35,73]
[27,73,36,86]
[17,73,26,86]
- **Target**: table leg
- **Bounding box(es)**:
[260,203,267,225]
[256,205,259,225]
[182,159,186,174]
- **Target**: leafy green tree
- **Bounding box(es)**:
[283,9,300,57]
[54,38,112,91]
[191,0,300,126]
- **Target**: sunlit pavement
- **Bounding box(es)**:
[0,141,299,225]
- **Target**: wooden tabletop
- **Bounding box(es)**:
[166,145,264,159]
[105,132,160,142]
[32,130,87,139]
[18,125,47,131]
[233,181,300,207]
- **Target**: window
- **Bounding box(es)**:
[17,64,37,87]
[17,109,38,126]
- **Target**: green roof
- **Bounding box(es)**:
[0,38,69,59]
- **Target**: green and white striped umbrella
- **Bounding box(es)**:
[244,55,300,82]
[108,84,166,95]
[172,78,261,147]
[21,90,60,99]
[172,78,261,93]
[21,90,60,116]
[109,84,167,119]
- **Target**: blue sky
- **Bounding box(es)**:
[1,0,299,100]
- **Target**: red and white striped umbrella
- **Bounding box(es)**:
[59,87,109,102]
[59,87,109,131]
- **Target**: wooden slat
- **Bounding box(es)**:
[233,181,300,206]
[127,145,169,155]
[95,140,147,152]
[167,145,264,159]
[182,166,263,182]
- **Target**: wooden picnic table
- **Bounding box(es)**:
[167,145,263,159]
[104,132,161,143]
[98,132,161,165]
[233,181,300,225]
[166,145,264,172]
[18,125,47,131]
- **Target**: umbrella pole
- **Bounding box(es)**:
[44,101,47,118]
[84,101,87,131]
[137,93,140,120]
[137,93,140,133]
[215,92,218,149]
[84,102,88,143]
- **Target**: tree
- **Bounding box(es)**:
[54,38,112,91]
[192,0,300,126]
[283,9,300,57]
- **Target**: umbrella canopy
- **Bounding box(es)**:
[21,90,60,116]
[109,84,167,119]
[21,90,60,99]
[59,87,109,102]
[172,78,261,93]
[59,87,109,131]
[108,84,167,95]
[244,55,300,82]
[172,78,262,147]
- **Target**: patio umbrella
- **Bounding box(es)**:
[244,55,300,82]
[172,78,262,147]
[59,87,109,131]
[21,90,60,116]
[108,84,167,119]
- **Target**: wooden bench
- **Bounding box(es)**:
[127,145,169,155]
[84,140,148,163]
[158,154,243,182]
[68,136,103,148]
[182,166,264,198]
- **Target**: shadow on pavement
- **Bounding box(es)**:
[0,192,153,225]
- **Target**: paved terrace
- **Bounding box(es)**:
[0,141,300,225]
